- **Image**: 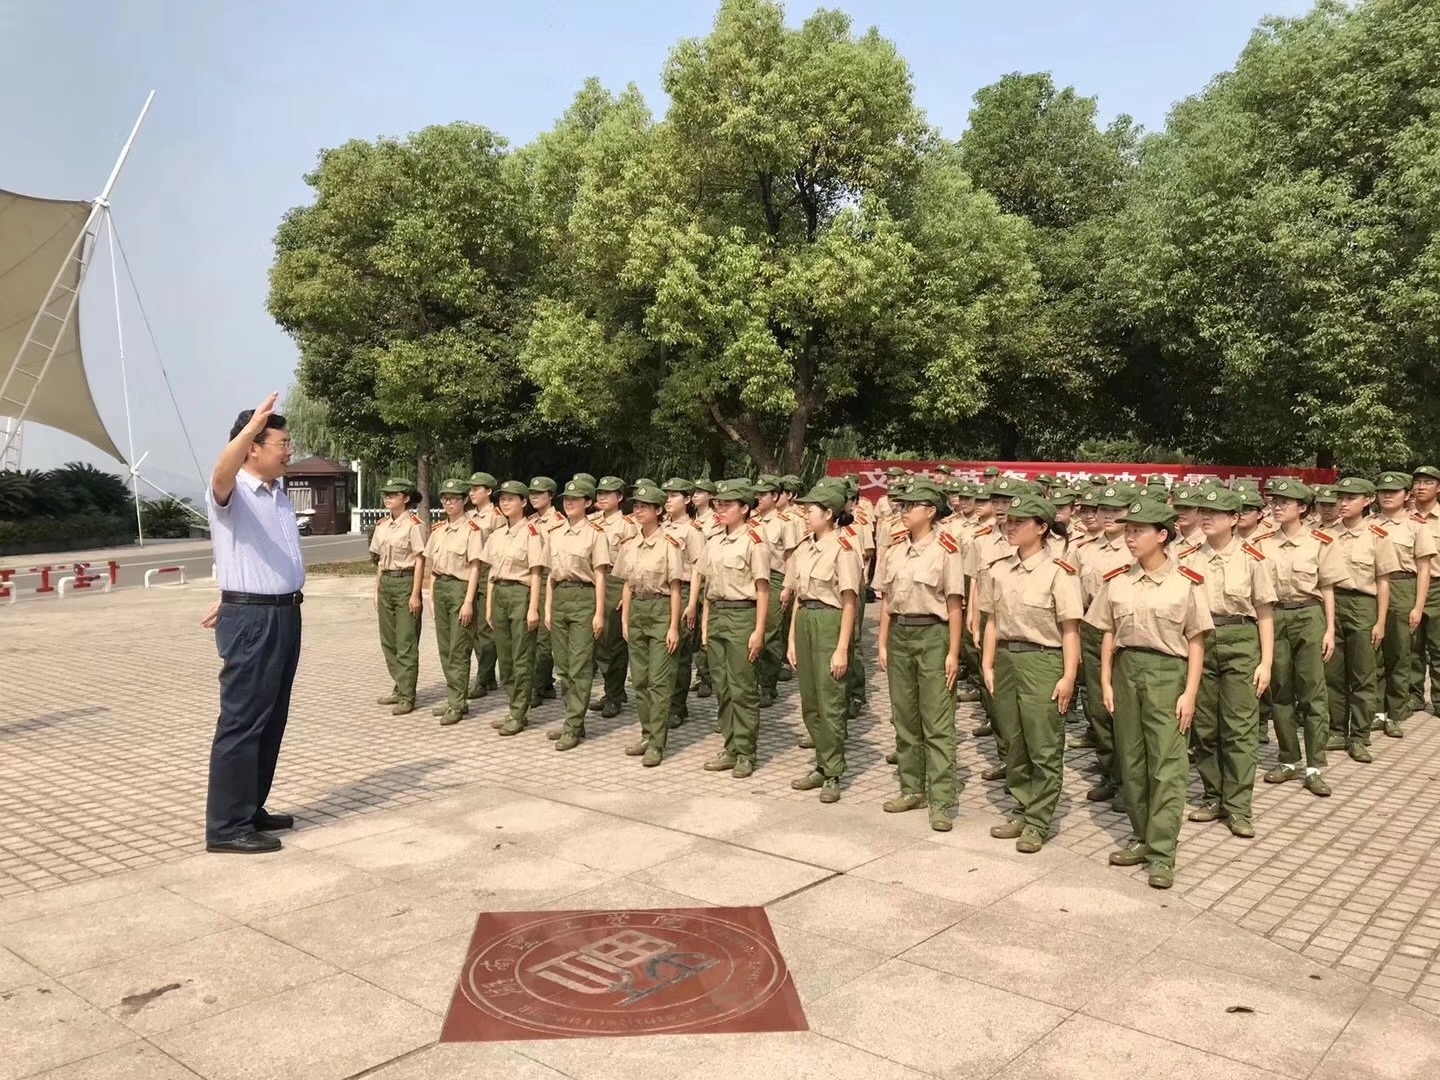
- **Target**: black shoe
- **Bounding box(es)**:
[254,809,294,831]
[207,832,282,855]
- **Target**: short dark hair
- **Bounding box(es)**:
[231,410,287,443]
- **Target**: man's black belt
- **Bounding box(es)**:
[381,569,412,578]
[800,599,839,610]
[711,599,756,608]
[433,573,466,582]
[1212,615,1256,627]
[1275,598,1321,610]
[221,591,303,607]
[1000,640,1059,652]
[554,580,595,589]
[493,579,526,587]
[1391,571,1418,580]
[896,614,944,626]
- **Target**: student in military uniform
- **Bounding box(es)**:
[1410,465,1440,713]
[425,479,485,726]
[619,483,685,766]
[465,472,503,698]
[699,479,771,778]
[370,478,426,716]
[543,477,610,750]
[589,477,636,716]
[979,494,1083,853]
[524,477,563,706]
[962,483,1002,741]
[775,475,807,682]
[1086,498,1213,889]
[787,481,863,796]
[1323,477,1400,762]
[1178,487,1276,838]
[1234,485,1266,542]
[690,479,719,697]
[660,478,706,728]
[968,480,1018,775]
[1258,478,1339,795]
[752,476,799,706]
[877,478,965,832]
[1172,487,1205,551]
[1374,471,1436,737]
[485,480,548,736]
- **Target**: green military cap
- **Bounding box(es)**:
[1313,484,1337,503]
[528,476,557,494]
[437,478,468,497]
[1335,476,1376,496]
[797,483,846,514]
[596,475,626,493]
[380,477,413,494]
[959,481,980,497]
[1171,484,1205,509]
[983,465,1002,478]
[1050,488,1077,506]
[630,483,665,506]
[1088,473,1108,486]
[1033,472,1058,486]
[562,477,596,499]
[779,473,803,492]
[1196,487,1243,512]
[1146,473,1167,485]
[934,464,952,475]
[1264,477,1314,502]
[843,471,861,483]
[1412,465,1440,482]
[1075,486,1099,506]
[991,476,1027,498]
[1375,470,1412,491]
[894,477,946,507]
[634,477,658,490]
[887,477,910,495]
[573,472,597,486]
[661,476,694,494]
[1118,497,1178,527]
[1008,493,1057,524]
[496,479,529,497]
[1094,483,1132,509]
[753,474,780,494]
[693,478,717,495]
[715,477,756,502]
[885,466,906,478]
[975,481,994,498]
[466,471,498,489]
[1238,488,1265,510]
[941,478,963,495]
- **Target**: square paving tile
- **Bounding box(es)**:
[1002,858,1198,944]
[726,804,924,872]
[671,1030,932,1079]
[768,875,973,957]
[851,836,1072,907]
[352,932,471,1015]
[28,1042,202,1080]
[0,981,134,1080]
[358,1043,570,1079]
[769,920,889,1004]
[252,884,473,969]
[630,840,832,906]
[154,848,383,921]
[0,945,43,993]
[522,818,705,876]
[1310,988,1440,1080]
[440,906,806,1041]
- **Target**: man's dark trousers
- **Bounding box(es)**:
[207,602,302,842]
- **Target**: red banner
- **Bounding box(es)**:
[827,460,1338,502]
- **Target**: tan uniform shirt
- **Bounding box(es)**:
[1045,534,1070,561]
[370,512,426,571]
[964,524,1012,583]
[1325,520,1401,595]
[1178,538,1277,618]
[979,550,1084,647]
[1413,506,1440,567]
[597,510,639,576]
[694,507,720,538]
[786,530,863,607]
[663,517,708,582]
[424,516,484,578]
[701,526,770,601]
[754,510,796,576]
[548,519,611,584]
[1256,528,1342,603]
[1085,560,1215,658]
[1380,512,1438,574]
[533,506,566,538]
[620,528,685,597]
[465,503,505,549]
[483,519,549,583]
[1076,534,1131,606]
[880,530,966,619]
[841,520,874,561]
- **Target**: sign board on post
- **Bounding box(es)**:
[826,460,1339,502]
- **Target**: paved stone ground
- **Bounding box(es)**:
[3,575,1440,1032]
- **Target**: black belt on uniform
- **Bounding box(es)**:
[493,579,526,588]
[381,569,412,578]
[1391,571,1418,580]
[554,580,595,589]
[433,573,465,582]
[711,598,756,608]
[1000,640,1059,653]
[221,590,304,607]
[800,599,839,610]
[1275,598,1321,610]
[1119,645,1178,660]
[632,591,669,600]
[895,614,944,626]
[1335,586,1371,597]
[1212,615,1256,627]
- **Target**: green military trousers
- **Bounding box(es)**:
[886,621,958,811]
[596,578,629,704]
[1112,648,1188,871]
[978,612,999,734]
[630,597,678,753]
[1413,581,1440,711]
[1081,623,1121,787]
[757,571,787,696]
[795,602,848,780]
[1382,576,1418,724]
[468,563,497,694]
[846,584,868,708]
[1326,591,1380,746]
[1271,604,1329,768]
[993,646,1065,833]
[378,572,421,705]
[1192,622,1261,822]
[707,603,760,764]
[550,584,598,736]
[961,594,980,686]
[492,581,536,729]
[669,583,696,722]
[534,569,555,696]
[431,576,475,714]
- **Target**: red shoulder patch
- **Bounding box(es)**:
[938,533,958,553]
[1055,559,1077,575]
[527,523,538,536]
[1242,542,1265,561]
[973,525,993,537]
[844,524,857,536]
[692,519,703,530]
[1370,524,1389,538]
[1251,530,1276,543]
[748,527,764,544]
[1075,537,1095,548]
[1179,565,1205,584]
[1177,544,1201,558]
[838,535,853,552]
[468,520,480,531]
[590,520,604,532]
[624,513,637,523]
[408,512,421,524]
[1414,513,1427,523]
[1103,564,1130,582]
[664,533,681,547]
[1312,529,1333,545]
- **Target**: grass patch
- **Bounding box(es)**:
[307,558,374,576]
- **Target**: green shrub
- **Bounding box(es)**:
[0,513,130,556]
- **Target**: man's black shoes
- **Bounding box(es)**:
[207,832,282,855]
[255,809,294,831]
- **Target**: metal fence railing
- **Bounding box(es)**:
[355,508,447,533]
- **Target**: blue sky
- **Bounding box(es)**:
[1,0,1311,491]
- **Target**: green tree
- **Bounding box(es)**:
[1102,0,1440,471]
[519,0,1038,471]
[268,123,538,505]
[280,381,343,461]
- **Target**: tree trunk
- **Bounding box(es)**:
[998,420,1022,462]
[1316,445,1335,471]
[780,403,809,474]
[415,450,433,536]
[706,433,727,482]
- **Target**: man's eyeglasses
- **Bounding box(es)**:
[257,436,294,449]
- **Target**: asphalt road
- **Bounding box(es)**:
[1,534,370,604]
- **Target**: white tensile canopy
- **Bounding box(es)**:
[0,188,124,462]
